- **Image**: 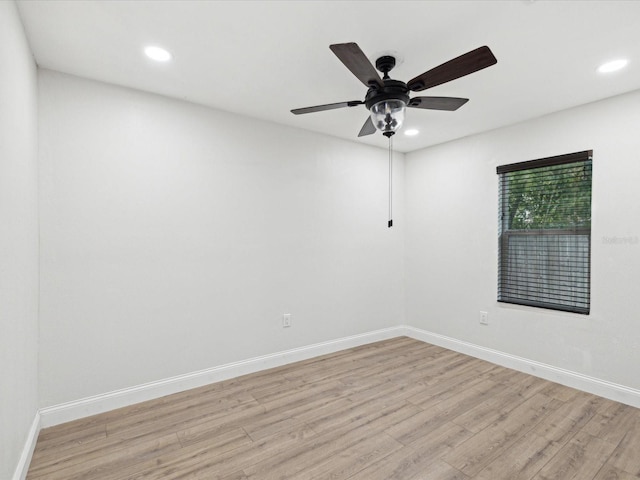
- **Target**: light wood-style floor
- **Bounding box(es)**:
[27,337,640,480]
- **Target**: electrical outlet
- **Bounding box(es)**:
[282,313,291,328]
[480,311,489,325]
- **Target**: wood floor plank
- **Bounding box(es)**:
[450,387,528,433]
[345,447,441,480]
[173,404,265,447]
[299,433,403,480]
[607,416,640,476]
[106,425,316,480]
[27,432,182,480]
[406,362,498,409]
[532,431,618,480]
[391,418,475,457]
[473,431,564,480]
[412,460,470,480]
[243,422,388,479]
[240,409,309,442]
[26,337,640,480]
[177,424,252,451]
[387,407,459,448]
[443,392,559,477]
[106,396,263,441]
[584,401,640,448]
[29,423,107,464]
[533,390,607,445]
[592,463,640,480]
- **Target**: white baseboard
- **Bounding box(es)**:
[402,325,640,409]
[13,412,40,480]
[39,326,404,428]
[38,324,640,431]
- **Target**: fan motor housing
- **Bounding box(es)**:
[365,79,410,110]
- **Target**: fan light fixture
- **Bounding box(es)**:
[370,99,406,136]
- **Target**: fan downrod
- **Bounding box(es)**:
[376,56,396,79]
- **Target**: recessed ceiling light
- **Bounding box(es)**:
[144,45,172,62]
[404,129,419,136]
[597,58,628,74]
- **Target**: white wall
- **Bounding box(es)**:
[405,89,640,390]
[38,70,405,407]
[0,2,40,478]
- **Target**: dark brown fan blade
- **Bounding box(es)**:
[358,116,376,137]
[291,100,363,115]
[408,96,469,111]
[330,43,383,88]
[407,46,497,92]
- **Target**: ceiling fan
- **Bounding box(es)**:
[291,42,498,138]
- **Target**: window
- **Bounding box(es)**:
[497,150,592,314]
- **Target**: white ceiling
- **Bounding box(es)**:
[16,0,640,153]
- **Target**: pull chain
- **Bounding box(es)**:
[388,134,393,228]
